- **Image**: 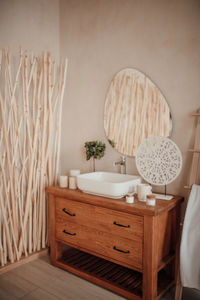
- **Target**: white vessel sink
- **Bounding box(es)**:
[77,172,141,199]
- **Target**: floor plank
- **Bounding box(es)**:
[0,287,18,300]
[58,272,124,300]
[20,288,59,300]
[0,271,37,299]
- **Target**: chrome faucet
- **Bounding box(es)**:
[113,156,126,174]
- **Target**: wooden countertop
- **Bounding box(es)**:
[46,186,183,217]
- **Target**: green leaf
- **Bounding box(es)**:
[84,140,106,161]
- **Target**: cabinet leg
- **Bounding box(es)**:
[143,268,157,300]
[143,216,158,300]
[48,194,62,265]
[50,241,62,265]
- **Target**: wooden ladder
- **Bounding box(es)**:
[175,108,200,300]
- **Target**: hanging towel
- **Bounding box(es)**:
[180,184,200,289]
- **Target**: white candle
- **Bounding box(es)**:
[126,193,134,203]
[69,176,77,189]
[146,194,156,206]
[59,176,68,188]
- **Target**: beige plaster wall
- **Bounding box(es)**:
[60,0,200,196]
[0,0,60,58]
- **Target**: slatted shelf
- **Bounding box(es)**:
[58,247,143,299]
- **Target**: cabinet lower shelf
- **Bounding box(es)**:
[54,246,174,300]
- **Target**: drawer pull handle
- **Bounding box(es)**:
[113,221,130,228]
[63,229,76,236]
[113,246,130,254]
[62,208,76,216]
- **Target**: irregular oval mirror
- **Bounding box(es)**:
[104,68,172,157]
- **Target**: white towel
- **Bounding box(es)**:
[180,184,200,289]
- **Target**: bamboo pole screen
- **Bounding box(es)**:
[0,49,68,266]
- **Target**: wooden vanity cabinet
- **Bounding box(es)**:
[46,187,183,300]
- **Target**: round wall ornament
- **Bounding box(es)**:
[136,136,182,186]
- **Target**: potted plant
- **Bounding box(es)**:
[84,140,106,172]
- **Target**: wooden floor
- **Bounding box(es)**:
[0,255,199,300]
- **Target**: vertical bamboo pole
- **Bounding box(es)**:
[0,189,14,263]
[3,227,7,265]
[37,52,47,250]
[55,59,68,182]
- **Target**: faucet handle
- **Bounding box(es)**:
[121,156,126,162]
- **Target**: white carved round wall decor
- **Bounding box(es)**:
[135,136,182,186]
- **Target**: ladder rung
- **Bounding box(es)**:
[192,113,200,116]
[188,149,200,153]
[184,186,192,189]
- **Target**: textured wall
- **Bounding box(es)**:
[60,0,200,196]
[0,0,60,58]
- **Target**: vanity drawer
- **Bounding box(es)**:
[55,221,143,270]
[55,197,143,242]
